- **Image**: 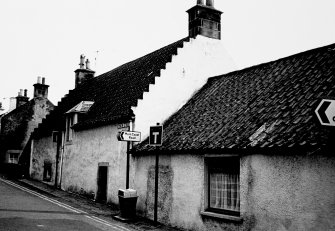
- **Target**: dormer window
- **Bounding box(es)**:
[65,101,94,142]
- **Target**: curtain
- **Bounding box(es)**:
[210,172,240,212]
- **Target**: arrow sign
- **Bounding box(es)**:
[315,99,335,126]
[117,131,141,142]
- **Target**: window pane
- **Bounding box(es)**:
[209,173,240,212]
[207,157,240,214]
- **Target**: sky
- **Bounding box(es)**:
[0,0,335,112]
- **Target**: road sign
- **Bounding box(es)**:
[117,131,141,142]
[315,99,335,126]
[149,125,163,146]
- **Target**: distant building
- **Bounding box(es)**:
[0,77,54,176]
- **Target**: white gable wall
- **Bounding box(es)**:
[132,35,236,139]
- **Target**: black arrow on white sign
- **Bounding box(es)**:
[317,100,331,124]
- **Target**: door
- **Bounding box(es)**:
[96,165,108,202]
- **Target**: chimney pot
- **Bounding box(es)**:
[197,0,204,4]
[37,76,42,84]
[24,89,27,97]
[80,54,85,69]
[19,89,23,96]
[42,77,45,85]
[85,59,91,70]
[206,0,214,7]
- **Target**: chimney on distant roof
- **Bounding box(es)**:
[187,0,222,39]
[33,76,49,99]
[206,0,214,7]
[16,89,29,108]
[75,54,95,88]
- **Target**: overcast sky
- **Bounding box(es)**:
[1,0,335,112]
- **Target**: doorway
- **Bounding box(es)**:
[96,163,108,202]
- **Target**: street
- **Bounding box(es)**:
[0,179,131,231]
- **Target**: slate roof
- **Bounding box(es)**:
[34,37,189,136]
[134,43,335,154]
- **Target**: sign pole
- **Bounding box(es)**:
[149,123,163,225]
[126,140,130,189]
[154,147,159,224]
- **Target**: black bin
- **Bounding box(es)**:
[118,189,138,220]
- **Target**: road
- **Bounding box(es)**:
[0,178,131,231]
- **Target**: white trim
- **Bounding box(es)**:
[200,211,242,222]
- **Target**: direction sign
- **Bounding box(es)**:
[117,131,141,142]
[315,99,335,126]
[149,125,163,146]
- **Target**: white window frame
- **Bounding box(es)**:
[65,113,78,142]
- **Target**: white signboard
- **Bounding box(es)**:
[117,131,141,142]
[315,99,335,126]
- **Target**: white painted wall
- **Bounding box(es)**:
[61,124,128,204]
[133,153,335,231]
[132,35,236,139]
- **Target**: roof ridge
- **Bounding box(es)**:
[208,42,335,82]
[98,37,190,79]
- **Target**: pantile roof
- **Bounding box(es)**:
[134,43,335,154]
[34,37,189,136]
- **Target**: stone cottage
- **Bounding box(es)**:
[30,0,235,203]
[133,43,335,230]
[0,77,54,176]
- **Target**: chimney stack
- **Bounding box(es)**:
[16,89,29,108]
[75,54,95,88]
[33,76,49,99]
[206,0,214,7]
[187,0,222,39]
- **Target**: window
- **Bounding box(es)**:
[66,114,77,142]
[65,101,94,142]
[52,131,59,143]
[9,153,19,164]
[206,157,240,216]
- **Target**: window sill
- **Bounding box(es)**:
[200,211,242,222]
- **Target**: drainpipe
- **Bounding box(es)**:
[29,139,34,177]
[54,131,62,188]
[58,131,65,189]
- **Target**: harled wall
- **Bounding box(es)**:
[133,153,335,231]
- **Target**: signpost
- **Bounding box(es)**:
[149,124,163,224]
[315,99,335,126]
[117,128,141,189]
[149,125,163,146]
[117,131,141,142]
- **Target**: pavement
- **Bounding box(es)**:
[0,174,185,231]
